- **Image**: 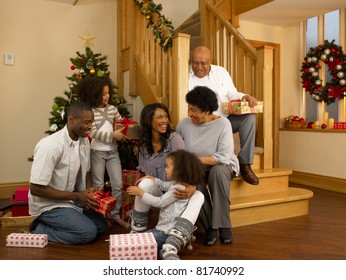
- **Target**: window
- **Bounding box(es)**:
[303,9,345,124]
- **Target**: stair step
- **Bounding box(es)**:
[179,15,201,31]
[179,22,200,37]
[231,168,292,197]
[231,187,313,209]
[175,11,200,33]
[230,187,313,227]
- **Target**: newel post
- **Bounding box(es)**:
[171,33,191,127]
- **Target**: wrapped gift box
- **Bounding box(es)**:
[89,190,117,215]
[119,201,133,222]
[13,187,29,203]
[120,170,142,221]
[11,204,29,217]
[6,233,48,248]
[115,117,140,139]
[109,232,157,260]
[334,122,346,129]
[222,100,263,115]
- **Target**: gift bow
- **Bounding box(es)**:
[95,190,112,197]
[115,117,139,135]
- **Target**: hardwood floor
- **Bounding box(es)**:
[1,186,346,260]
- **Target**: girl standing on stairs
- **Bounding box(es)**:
[127,149,205,260]
[76,76,128,227]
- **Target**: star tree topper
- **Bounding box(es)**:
[79,31,96,47]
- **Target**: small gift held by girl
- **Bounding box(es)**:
[127,149,205,260]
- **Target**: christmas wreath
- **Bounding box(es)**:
[300,40,346,105]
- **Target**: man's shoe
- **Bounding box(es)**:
[204,227,217,247]
[219,228,233,244]
[240,164,259,185]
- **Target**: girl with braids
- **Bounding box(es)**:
[76,76,128,227]
[127,149,205,260]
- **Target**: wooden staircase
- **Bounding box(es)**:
[117,0,313,228]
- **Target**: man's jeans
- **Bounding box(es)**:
[34,207,108,244]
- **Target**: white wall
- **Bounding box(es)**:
[0,0,117,184]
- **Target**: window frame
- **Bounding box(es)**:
[300,8,346,124]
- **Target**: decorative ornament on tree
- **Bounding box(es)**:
[90,67,95,75]
[60,107,65,120]
[300,40,346,105]
[52,103,59,111]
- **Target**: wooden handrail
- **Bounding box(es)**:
[205,2,257,60]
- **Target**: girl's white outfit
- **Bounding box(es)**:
[90,104,123,219]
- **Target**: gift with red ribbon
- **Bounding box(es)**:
[114,117,139,139]
[89,190,117,215]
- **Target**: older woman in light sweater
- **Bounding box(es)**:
[176,86,239,247]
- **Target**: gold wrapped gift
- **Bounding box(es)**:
[222,100,263,115]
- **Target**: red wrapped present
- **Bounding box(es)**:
[9,187,30,217]
[6,233,48,248]
[119,201,133,222]
[11,204,29,217]
[115,117,140,139]
[120,170,142,221]
[222,100,263,115]
[89,190,117,215]
[122,170,142,188]
[109,232,157,260]
[334,122,346,129]
[11,187,29,203]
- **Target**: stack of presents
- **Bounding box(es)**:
[1,186,34,228]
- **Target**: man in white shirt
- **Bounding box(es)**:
[189,46,259,185]
[29,101,108,244]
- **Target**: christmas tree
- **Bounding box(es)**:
[47,46,130,134]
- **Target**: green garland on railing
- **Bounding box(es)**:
[134,0,174,52]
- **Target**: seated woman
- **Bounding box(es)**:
[130,103,203,245]
[176,86,240,247]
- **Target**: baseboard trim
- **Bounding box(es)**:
[289,171,346,193]
[0,182,29,199]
